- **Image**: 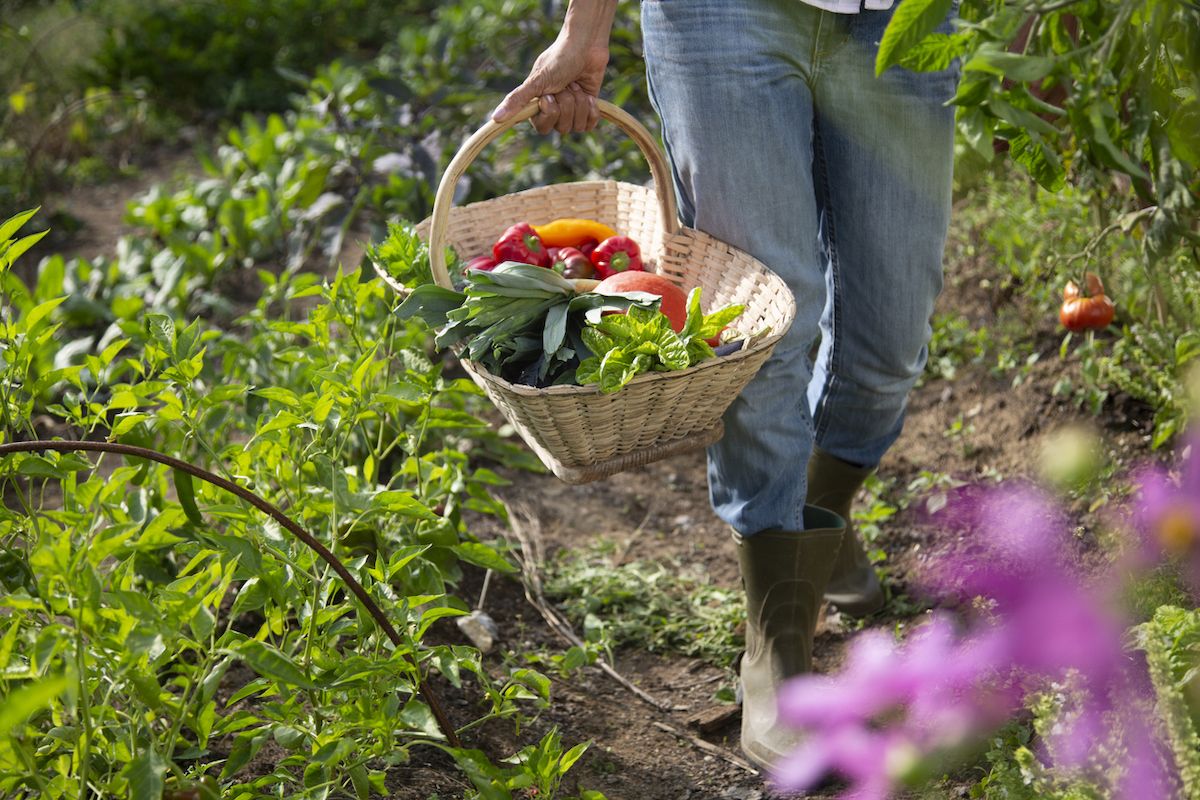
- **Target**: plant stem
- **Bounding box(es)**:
[76,625,93,800]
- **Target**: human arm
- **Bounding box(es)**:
[490,0,620,135]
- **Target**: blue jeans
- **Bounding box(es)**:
[643,0,959,535]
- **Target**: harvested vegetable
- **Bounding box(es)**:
[576,288,744,393]
[591,235,644,279]
[397,261,653,387]
[493,222,551,267]
[533,218,618,248]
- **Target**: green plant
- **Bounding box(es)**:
[970,711,1105,800]
[444,726,605,800]
[543,540,745,668]
[885,0,1200,447]
[85,0,413,114]
[0,210,597,799]
[1131,605,1200,799]
[943,414,979,458]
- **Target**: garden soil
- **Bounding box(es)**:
[33,154,1170,800]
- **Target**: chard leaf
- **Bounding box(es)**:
[687,339,716,363]
[543,303,569,356]
[697,304,745,337]
[575,357,601,386]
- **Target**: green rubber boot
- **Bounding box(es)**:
[735,506,844,770]
[807,447,885,617]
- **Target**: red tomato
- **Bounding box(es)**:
[1059,272,1115,332]
[595,271,688,332]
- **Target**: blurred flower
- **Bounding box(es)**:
[1132,435,1200,566]
[774,616,1021,797]
[1039,423,1108,490]
[773,483,1169,798]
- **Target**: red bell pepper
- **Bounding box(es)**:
[493,222,550,267]
[463,255,497,277]
[590,235,643,279]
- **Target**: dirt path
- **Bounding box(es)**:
[23,164,1165,800]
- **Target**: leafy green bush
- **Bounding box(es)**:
[883,0,1200,448]
[1,208,602,799]
[84,0,417,113]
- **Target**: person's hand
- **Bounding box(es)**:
[491,3,616,135]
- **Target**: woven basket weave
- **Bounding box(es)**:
[382,100,795,484]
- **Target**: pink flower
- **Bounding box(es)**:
[772,482,1172,797]
[1130,435,1200,580]
[774,617,1020,795]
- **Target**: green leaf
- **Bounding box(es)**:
[948,75,994,108]
[3,231,50,271]
[0,208,39,244]
[14,455,68,480]
[654,330,689,371]
[962,49,1056,82]
[1086,104,1150,180]
[23,296,65,331]
[580,328,616,359]
[876,0,954,76]
[236,639,319,690]
[273,725,307,750]
[543,302,569,357]
[958,106,998,160]
[444,748,513,800]
[126,749,167,800]
[349,763,371,800]
[395,284,466,326]
[452,542,518,573]
[221,730,269,779]
[400,699,446,740]
[1007,131,1066,191]
[253,387,301,407]
[987,95,1059,137]
[559,740,592,774]
[1165,103,1200,167]
[899,32,969,73]
[365,221,433,288]
[1176,332,1200,365]
[146,313,176,350]
[0,673,70,733]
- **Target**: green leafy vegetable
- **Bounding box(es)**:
[396,261,650,386]
[576,288,744,393]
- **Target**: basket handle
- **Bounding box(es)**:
[427,99,679,289]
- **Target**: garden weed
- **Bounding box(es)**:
[543,541,744,668]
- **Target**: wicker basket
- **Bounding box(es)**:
[383,100,795,484]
